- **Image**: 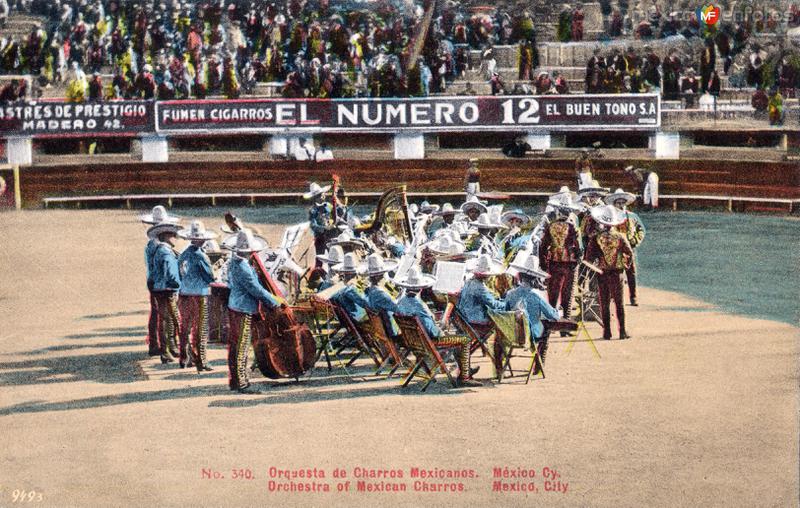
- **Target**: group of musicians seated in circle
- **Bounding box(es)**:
[141,175,646,394]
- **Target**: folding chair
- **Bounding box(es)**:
[365,308,410,378]
[331,304,381,368]
[449,305,496,364]
[487,309,544,384]
[308,297,353,373]
[394,314,460,392]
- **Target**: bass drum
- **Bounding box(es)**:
[251,307,316,379]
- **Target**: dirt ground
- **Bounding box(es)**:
[0,210,797,508]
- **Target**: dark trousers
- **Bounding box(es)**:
[625,255,637,303]
[147,289,159,353]
[547,261,578,319]
[597,270,626,338]
[153,290,180,360]
[314,235,326,268]
[179,295,209,369]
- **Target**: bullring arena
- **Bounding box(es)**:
[1,0,800,506]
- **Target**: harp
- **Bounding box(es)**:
[360,185,413,246]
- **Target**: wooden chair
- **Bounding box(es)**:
[487,309,543,384]
[364,308,410,378]
[394,314,460,392]
[307,297,353,372]
[330,304,381,368]
[448,304,496,364]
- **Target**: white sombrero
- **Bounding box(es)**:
[147,222,181,239]
[395,265,436,289]
[471,212,507,230]
[548,186,582,211]
[427,235,466,256]
[303,181,332,200]
[501,209,530,227]
[604,188,636,205]
[460,196,487,215]
[139,205,181,225]
[178,220,218,241]
[590,204,626,226]
[326,230,366,249]
[359,253,399,276]
[510,253,550,279]
[316,245,345,265]
[578,180,610,197]
[472,253,505,276]
[434,202,457,216]
[331,252,361,274]
[418,200,440,214]
[222,228,269,253]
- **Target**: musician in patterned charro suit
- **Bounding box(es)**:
[140,205,181,356]
[177,220,217,371]
[605,188,646,306]
[148,222,183,364]
[584,205,634,340]
[539,191,583,333]
[304,182,334,268]
[226,229,280,394]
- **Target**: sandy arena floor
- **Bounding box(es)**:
[0,210,797,508]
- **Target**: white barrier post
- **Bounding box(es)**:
[524,132,551,151]
[6,137,33,166]
[393,133,425,160]
[651,131,680,159]
[141,134,169,162]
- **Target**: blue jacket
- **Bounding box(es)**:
[145,238,159,286]
[456,277,505,326]
[178,245,215,296]
[309,202,333,237]
[505,285,560,338]
[151,243,181,291]
[331,284,369,323]
[365,285,400,336]
[397,294,441,339]
[227,255,279,314]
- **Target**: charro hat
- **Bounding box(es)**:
[332,252,360,274]
[510,254,550,279]
[548,186,582,211]
[418,200,440,214]
[395,265,436,289]
[501,209,530,227]
[578,180,610,197]
[316,245,345,265]
[604,188,636,205]
[220,212,245,234]
[590,204,626,226]
[178,220,218,241]
[147,222,180,239]
[327,230,366,249]
[472,253,505,277]
[228,229,269,254]
[434,202,456,216]
[427,235,466,256]
[303,181,331,200]
[471,212,507,230]
[460,196,487,215]
[139,205,181,225]
[360,253,399,276]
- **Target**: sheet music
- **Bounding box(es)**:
[433,261,466,294]
[392,253,417,283]
[281,222,310,251]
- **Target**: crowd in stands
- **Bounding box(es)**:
[0,0,797,117]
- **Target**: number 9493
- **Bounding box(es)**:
[11,489,43,503]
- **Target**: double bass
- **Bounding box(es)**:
[249,253,316,379]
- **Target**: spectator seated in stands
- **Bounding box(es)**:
[751,88,769,117]
[681,68,699,109]
[502,136,531,158]
[768,88,784,126]
[314,144,334,163]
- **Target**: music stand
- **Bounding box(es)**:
[565,280,601,359]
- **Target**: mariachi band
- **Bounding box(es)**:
[140,168,646,394]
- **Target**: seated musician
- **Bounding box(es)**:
[498,209,532,257]
[506,255,560,373]
[456,254,507,339]
[311,245,345,291]
[177,220,218,371]
[361,253,400,338]
[329,252,370,324]
[226,230,281,394]
[426,202,457,238]
[459,196,487,225]
[396,265,482,388]
[465,213,506,256]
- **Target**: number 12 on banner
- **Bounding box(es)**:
[501,99,541,124]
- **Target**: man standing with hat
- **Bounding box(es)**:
[577,180,610,249]
[362,253,400,338]
[227,229,280,394]
[508,237,561,373]
[148,221,183,364]
[304,181,334,268]
[397,266,481,387]
[140,205,181,356]
[605,188,646,306]
[540,187,583,330]
[177,220,218,371]
[584,205,634,340]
